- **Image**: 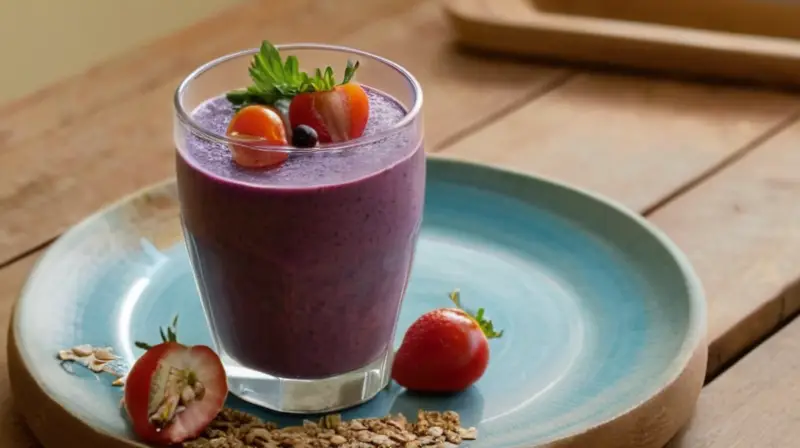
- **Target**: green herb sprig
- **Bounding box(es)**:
[448,289,504,339]
[226,40,360,111]
[135,314,180,350]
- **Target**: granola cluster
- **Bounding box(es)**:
[183,408,478,448]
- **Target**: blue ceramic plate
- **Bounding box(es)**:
[9,156,706,448]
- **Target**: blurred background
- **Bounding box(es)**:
[0,0,245,104]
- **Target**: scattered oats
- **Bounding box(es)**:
[244,428,271,445]
[94,347,119,361]
[329,434,347,445]
[417,436,435,445]
[112,374,127,387]
[181,408,477,447]
[89,358,109,373]
[458,427,478,440]
[58,350,79,362]
[57,344,124,381]
[445,430,461,444]
[71,344,95,357]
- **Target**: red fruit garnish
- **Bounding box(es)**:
[125,317,228,446]
[392,290,504,393]
[289,82,369,144]
[226,104,289,168]
[225,40,369,145]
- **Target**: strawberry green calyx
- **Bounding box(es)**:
[135,315,180,350]
[448,289,504,339]
[226,40,361,111]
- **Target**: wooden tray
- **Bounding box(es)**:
[533,0,800,40]
[443,0,800,88]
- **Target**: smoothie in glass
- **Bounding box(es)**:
[173,42,424,413]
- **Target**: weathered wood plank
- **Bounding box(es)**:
[649,119,800,376]
[0,0,564,266]
[668,310,800,447]
[0,0,414,149]
[346,2,570,149]
[439,73,800,211]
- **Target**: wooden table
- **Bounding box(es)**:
[2,0,800,446]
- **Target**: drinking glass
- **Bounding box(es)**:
[173,44,424,413]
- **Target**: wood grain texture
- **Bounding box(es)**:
[0,0,302,149]
[440,72,800,212]
[649,120,800,377]
[0,0,564,266]
[0,0,432,149]
[444,0,800,88]
[667,314,800,447]
[330,1,567,149]
[533,0,800,40]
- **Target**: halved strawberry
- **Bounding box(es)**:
[391,290,503,393]
[288,82,369,144]
[225,41,370,146]
[124,317,227,445]
[226,104,289,168]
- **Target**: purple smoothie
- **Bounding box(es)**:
[176,88,425,379]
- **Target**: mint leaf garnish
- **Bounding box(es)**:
[225,40,361,111]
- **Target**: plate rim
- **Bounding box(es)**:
[8,154,708,448]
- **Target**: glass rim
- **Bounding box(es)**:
[173,43,423,154]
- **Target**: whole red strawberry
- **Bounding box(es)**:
[391,290,504,393]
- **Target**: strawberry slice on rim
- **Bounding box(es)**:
[124,317,228,445]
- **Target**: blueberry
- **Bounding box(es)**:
[292,125,319,148]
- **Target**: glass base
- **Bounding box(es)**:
[222,348,393,414]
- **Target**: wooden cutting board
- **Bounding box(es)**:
[443,0,800,88]
[534,0,800,41]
